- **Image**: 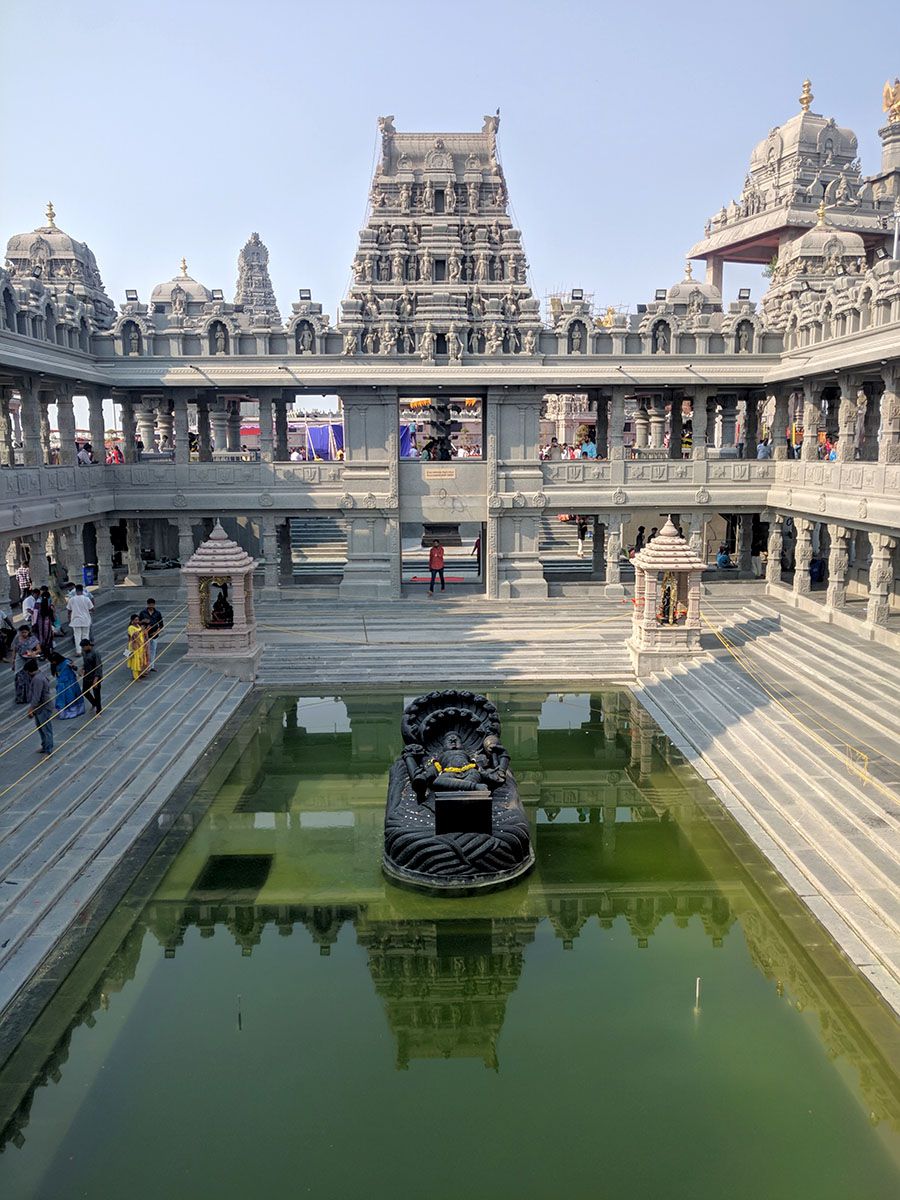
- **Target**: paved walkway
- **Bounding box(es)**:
[0,598,249,1038]
[639,593,900,1017]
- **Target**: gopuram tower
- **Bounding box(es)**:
[338,113,541,360]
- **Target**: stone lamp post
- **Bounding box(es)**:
[181,520,260,680]
[627,517,705,675]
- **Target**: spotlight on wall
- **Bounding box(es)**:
[299,289,312,300]
[655,289,667,300]
[637,304,648,314]
[125,289,139,302]
[571,288,583,301]
[211,289,224,301]
[738,287,751,300]
[875,248,888,260]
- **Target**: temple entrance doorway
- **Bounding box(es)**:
[400,521,485,596]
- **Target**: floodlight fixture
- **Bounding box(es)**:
[211,288,224,301]
[655,289,667,300]
[125,289,139,302]
[738,287,751,300]
[571,288,583,301]
[299,289,312,300]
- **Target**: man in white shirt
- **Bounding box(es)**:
[290,447,303,462]
[76,443,94,466]
[22,587,40,624]
[66,584,94,656]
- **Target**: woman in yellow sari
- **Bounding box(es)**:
[127,613,149,680]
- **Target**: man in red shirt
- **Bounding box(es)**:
[428,540,445,595]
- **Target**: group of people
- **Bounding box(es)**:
[541,435,597,461]
[4,591,164,757]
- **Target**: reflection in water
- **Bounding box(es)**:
[1,690,899,1194]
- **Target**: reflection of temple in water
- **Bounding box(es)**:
[357,917,537,1070]
[2,689,900,1149]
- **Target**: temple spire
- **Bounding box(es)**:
[45,201,56,229]
[799,79,813,114]
[180,257,189,277]
[234,231,281,324]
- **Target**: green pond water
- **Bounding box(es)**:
[1,690,900,1200]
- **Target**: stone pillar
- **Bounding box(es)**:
[209,398,228,453]
[720,396,737,450]
[19,381,43,466]
[136,399,157,452]
[156,397,175,450]
[800,384,821,462]
[691,390,710,460]
[595,394,609,459]
[792,518,813,596]
[736,513,753,574]
[38,393,52,463]
[688,512,704,562]
[125,519,143,585]
[742,392,759,455]
[0,386,15,466]
[173,393,190,464]
[836,375,858,463]
[226,399,241,451]
[260,514,279,590]
[648,398,665,449]
[591,516,605,580]
[196,394,212,462]
[633,403,649,450]
[274,394,289,461]
[608,387,626,460]
[56,389,78,465]
[771,389,790,460]
[27,532,50,587]
[119,394,137,463]
[176,516,195,565]
[257,390,275,463]
[866,534,896,630]
[88,390,106,458]
[277,519,293,581]
[66,524,86,584]
[668,395,683,459]
[878,366,900,464]
[825,523,849,610]
[860,384,881,461]
[765,514,784,586]
[94,520,115,588]
[604,515,623,598]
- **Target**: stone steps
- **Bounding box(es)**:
[641,661,900,985]
[712,607,900,740]
[0,657,249,1019]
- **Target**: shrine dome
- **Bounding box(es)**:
[4,202,116,328]
[781,207,865,267]
[150,259,211,305]
[667,262,721,306]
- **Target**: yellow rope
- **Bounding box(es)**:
[0,607,188,794]
[697,607,900,809]
[699,596,900,777]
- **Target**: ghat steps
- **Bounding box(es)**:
[0,609,249,1028]
[640,597,900,1011]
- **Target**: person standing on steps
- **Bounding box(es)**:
[576,518,588,559]
[81,638,103,714]
[139,598,164,671]
[24,658,53,755]
[428,539,445,596]
[471,534,481,579]
[66,584,94,656]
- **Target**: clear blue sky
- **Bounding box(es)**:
[2,0,899,322]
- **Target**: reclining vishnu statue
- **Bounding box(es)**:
[383,690,534,892]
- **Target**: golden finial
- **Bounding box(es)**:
[684,259,693,280]
[884,79,900,125]
[45,201,56,228]
[180,257,188,277]
[799,79,813,114]
[816,200,826,227]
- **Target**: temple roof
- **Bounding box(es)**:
[633,519,705,573]
[182,521,258,574]
[150,259,211,305]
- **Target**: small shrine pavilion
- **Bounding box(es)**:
[181,521,260,680]
[627,517,706,675]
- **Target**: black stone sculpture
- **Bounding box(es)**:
[383,690,534,893]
